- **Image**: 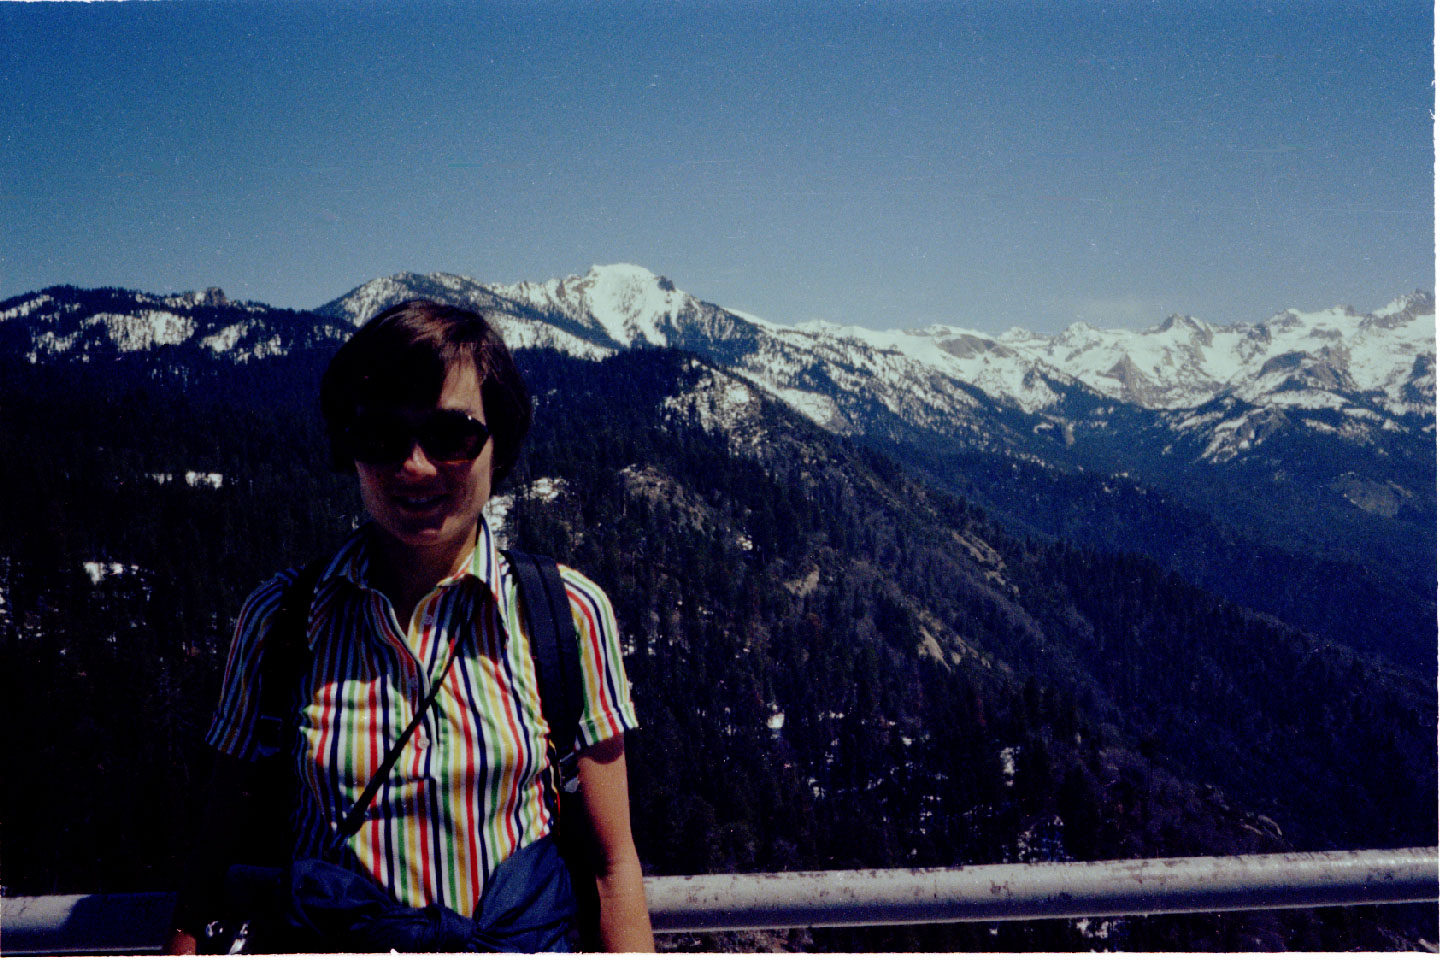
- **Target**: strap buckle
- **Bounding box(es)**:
[558,750,580,794]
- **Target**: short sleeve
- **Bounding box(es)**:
[205,570,296,761]
[559,566,639,750]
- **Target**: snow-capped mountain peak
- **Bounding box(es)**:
[1372,289,1436,325]
[572,263,684,347]
[318,271,491,327]
[1148,314,1213,339]
[491,263,686,348]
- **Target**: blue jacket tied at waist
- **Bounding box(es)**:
[239,836,575,953]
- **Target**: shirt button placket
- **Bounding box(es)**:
[406,664,423,756]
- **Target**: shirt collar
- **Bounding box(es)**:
[321,516,505,607]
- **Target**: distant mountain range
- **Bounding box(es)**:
[8,263,1428,454]
[2,266,1434,668]
[314,264,1434,464]
[10,264,1430,467]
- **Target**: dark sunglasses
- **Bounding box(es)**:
[346,409,491,464]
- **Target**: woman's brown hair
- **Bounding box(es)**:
[320,300,531,486]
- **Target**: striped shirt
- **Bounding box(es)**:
[206,518,638,915]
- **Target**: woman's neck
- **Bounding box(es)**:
[369,525,477,629]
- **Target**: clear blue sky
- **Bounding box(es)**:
[2,0,1432,333]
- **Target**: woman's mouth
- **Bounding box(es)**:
[396,493,446,510]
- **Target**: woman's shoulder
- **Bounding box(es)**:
[497,553,617,629]
[499,551,606,596]
[232,567,306,641]
[244,566,304,606]
[553,563,624,648]
[554,562,609,602]
[242,532,359,620]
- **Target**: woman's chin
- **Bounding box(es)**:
[372,515,476,557]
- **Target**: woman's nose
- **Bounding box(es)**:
[397,440,437,475]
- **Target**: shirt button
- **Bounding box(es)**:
[414,732,430,749]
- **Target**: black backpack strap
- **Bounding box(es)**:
[243,561,326,871]
[256,561,326,759]
[504,550,584,788]
[173,560,325,941]
[503,549,599,949]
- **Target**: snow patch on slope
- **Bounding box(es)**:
[663,368,758,434]
[200,324,247,354]
[769,386,843,429]
[89,311,196,351]
[84,561,141,585]
[483,477,569,549]
[0,294,55,323]
[488,315,616,360]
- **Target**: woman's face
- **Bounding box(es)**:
[354,360,493,567]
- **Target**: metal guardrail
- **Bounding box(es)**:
[4,892,175,957]
[645,847,1439,932]
[3,848,1435,954]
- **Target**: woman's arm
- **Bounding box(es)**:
[576,735,654,952]
[164,929,198,955]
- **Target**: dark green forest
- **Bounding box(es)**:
[876,432,1437,674]
[0,344,1434,951]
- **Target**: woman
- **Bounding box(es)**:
[168,300,653,952]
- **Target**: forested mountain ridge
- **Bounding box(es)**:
[0,337,1433,950]
[0,285,348,361]
[510,350,1435,853]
